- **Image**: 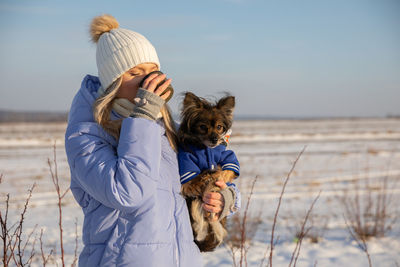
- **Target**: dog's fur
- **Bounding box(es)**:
[178,92,237,252]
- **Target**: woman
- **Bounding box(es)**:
[65,14,240,266]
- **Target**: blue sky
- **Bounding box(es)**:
[0,0,399,117]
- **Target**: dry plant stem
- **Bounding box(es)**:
[1,192,10,266]
[226,245,237,267]
[25,230,37,266]
[22,224,38,266]
[225,175,261,267]
[1,178,36,267]
[259,245,269,267]
[267,146,306,267]
[22,224,37,259]
[344,216,372,267]
[48,142,69,267]
[71,218,79,267]
[289,191,321,267]
[15,183,36,266]
[225,242,236,267]
[40,229,54,266]
[0,182,14,266]
[239,176,259,267]
[260,237,279,267]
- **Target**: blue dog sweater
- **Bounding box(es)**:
[178,144,240,184]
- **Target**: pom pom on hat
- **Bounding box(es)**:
[89,14,160,90]
[90,14,119,43]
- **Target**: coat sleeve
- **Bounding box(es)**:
[65,117,162,213]
[216,181,242,220]
[220,149,240,176]
[226,182,241,217]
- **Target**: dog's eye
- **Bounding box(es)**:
[199,125,208,132]
[217,125,224,131]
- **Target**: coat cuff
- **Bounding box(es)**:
[218,186,237,220]
[130,88,165,121]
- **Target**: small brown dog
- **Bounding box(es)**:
[178,92,240,252]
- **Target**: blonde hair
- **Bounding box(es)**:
[93,78,178,151]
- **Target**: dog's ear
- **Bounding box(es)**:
[217,96,235,114]
[183,92,203,108]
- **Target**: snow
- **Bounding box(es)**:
[0,119,399,266]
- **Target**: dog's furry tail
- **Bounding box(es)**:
[209,221,227,244]
[194,219,227,252]
[191,199,208,241]
[188,197,229,252]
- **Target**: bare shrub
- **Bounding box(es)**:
[285,211,329,244]
[340,175,398,241]
[344,215,372,267]
[339,159,399,267]
[0,142,79,266]
[0,174,37,266]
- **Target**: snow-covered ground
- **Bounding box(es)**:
[1,118,399,266]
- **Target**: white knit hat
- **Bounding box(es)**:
[90,15,160,90]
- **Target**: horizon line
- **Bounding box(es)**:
[0,109,399,121]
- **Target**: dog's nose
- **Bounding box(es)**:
[211,137,218,143]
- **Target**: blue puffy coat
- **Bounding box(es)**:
[65,75,204,266]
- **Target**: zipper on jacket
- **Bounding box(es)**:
[206,147,215,170]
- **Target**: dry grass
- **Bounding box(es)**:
[286,212,329,244]
[340,176,398,240]
[339,154,399,267]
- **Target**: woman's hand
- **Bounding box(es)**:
[141,73,172,101]
[202,180,227,222]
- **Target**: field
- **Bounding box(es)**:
[1,118,399,266]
